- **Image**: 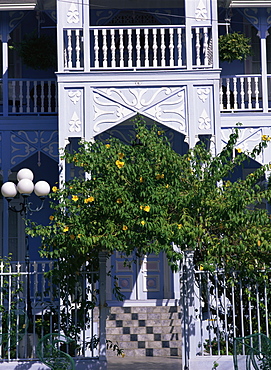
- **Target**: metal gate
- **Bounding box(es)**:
[181,251,271,370]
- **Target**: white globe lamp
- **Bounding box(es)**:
[34,181,50,198]
[17,168,34,182]
[17,179,35,195]
[1,182,17,198]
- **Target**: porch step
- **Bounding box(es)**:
[105,306,181,357]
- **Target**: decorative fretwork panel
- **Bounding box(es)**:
[91,87,186,136]
[10,130,58,167]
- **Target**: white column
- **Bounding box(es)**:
[260,35,268,113]
[99,251,108,363]
[57,0,64,72]
[211,0,219,70]
[181,250,196,369]
[184,0,194,69]
[1,26,9,116]
[83,0,90,71]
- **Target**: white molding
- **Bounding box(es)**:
[0,3,36,11]
[229,1,271,7]
[106,299,182,307]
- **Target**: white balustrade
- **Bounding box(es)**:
[127,29,133,68]
[62,25,214,70]
[119,29,124,68]
[7,79,57,114]
[64,28,84,70]
[220,75,263,112]
[192,26,212,68]
[195,27,201,66]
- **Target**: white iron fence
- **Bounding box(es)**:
[181,252,271,369]
[0,260,99,362]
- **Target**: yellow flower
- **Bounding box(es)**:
[116,198,123,204]
[157,130,162,135]
[121,353,125,358]
[118,153,124,159]
[141,220,145,225]
[199,265,204,271]
[262,135,268,141]
[105,144,110,148]
[89,196,95,202]
[156,174,165,180]
[84,196,95,203]
[78,234,82,238]
[49,215,54,221]
[178,224,182,229]
[123,225,128,231]
[257,240,261,247]
[72,195,78,202]
[52,186,58,193]
[140,177,143,183]
[187,157,191,161]
[116,160,125,168]
[140,205,144,210]
[237,148,242,153]
[70,234,75,240]
[63,226,69,232]
[144,205,150,212]
[165,184,169,188]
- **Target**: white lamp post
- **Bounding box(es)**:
[1,168,50,321]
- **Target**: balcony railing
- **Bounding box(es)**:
[220,75,271,112]
[0,79,57,115]
[63,25,213,71]
[1,75,271,117]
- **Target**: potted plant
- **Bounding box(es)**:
[218,32,252,63]
[14,32,57,70]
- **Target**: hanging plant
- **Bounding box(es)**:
[15,32,57,71]
[218,32,252,63]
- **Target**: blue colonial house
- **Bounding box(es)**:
[0,0,271,368]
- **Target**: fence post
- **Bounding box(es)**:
[98,251,108,363]
[181,250,201,369]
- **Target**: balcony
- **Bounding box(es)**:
[0,79,57,116]
[220,74,271,112]
[62,25,213,71]
[1,76,270,115]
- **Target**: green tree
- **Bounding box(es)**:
[28,118,271,283]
